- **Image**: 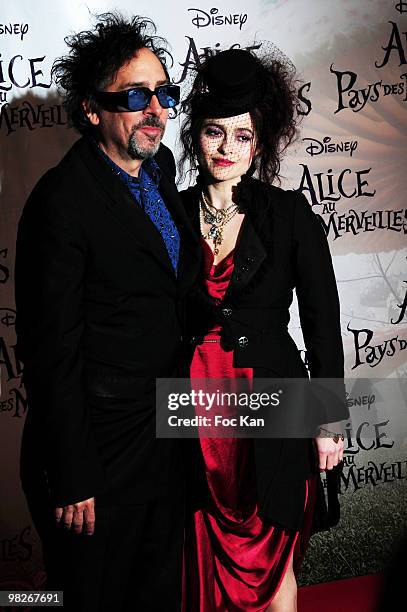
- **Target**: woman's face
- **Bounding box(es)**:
[197,112,257,184]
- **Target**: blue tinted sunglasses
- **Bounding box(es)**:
[93,84,180,112]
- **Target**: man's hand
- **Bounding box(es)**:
[314,437,344,471]
[55,497,95,535]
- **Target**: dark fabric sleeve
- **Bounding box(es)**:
[15,178,105,506]
[292,191,349,421]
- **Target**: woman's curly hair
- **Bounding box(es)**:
[52,12,172,134]
[178,46,302,186]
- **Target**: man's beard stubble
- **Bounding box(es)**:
[127,115,165,160]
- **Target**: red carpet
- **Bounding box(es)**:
[298,574,384,612]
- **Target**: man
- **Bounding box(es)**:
[15,12,199,611]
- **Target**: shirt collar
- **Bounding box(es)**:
[91,138,161,187]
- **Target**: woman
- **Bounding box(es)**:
[179,48,348,612]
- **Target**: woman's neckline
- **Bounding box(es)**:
[201,237,235,267]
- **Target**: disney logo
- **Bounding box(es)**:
[0,23,29,41]
[303,136,358,157]
[188,7,248,30]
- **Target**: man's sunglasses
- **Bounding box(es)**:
[93,84,181,112]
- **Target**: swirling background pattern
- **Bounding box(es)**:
[0,0,406,593]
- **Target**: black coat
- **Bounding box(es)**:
[15,137,201,508]
[181,176,349,531]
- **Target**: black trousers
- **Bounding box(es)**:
[28,491,185,612]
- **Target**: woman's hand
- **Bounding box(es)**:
[314,436,344,471]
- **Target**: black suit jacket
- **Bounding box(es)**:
[15,137,200,507]
[181,176,349,531]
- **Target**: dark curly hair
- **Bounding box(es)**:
[52,11,172,134]
[178,46,302,186]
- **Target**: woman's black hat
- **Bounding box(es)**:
[192,48,263,118]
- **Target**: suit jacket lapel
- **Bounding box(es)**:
[224,214,267,301]
[77,138,199,280]
[183,178,271,301]
[157,170,201,293]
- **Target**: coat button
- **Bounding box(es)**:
[238,336,249,348]
[222,307,232,317]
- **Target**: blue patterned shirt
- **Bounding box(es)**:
[96,145,180,274]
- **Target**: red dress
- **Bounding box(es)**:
[184,239,314,612]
